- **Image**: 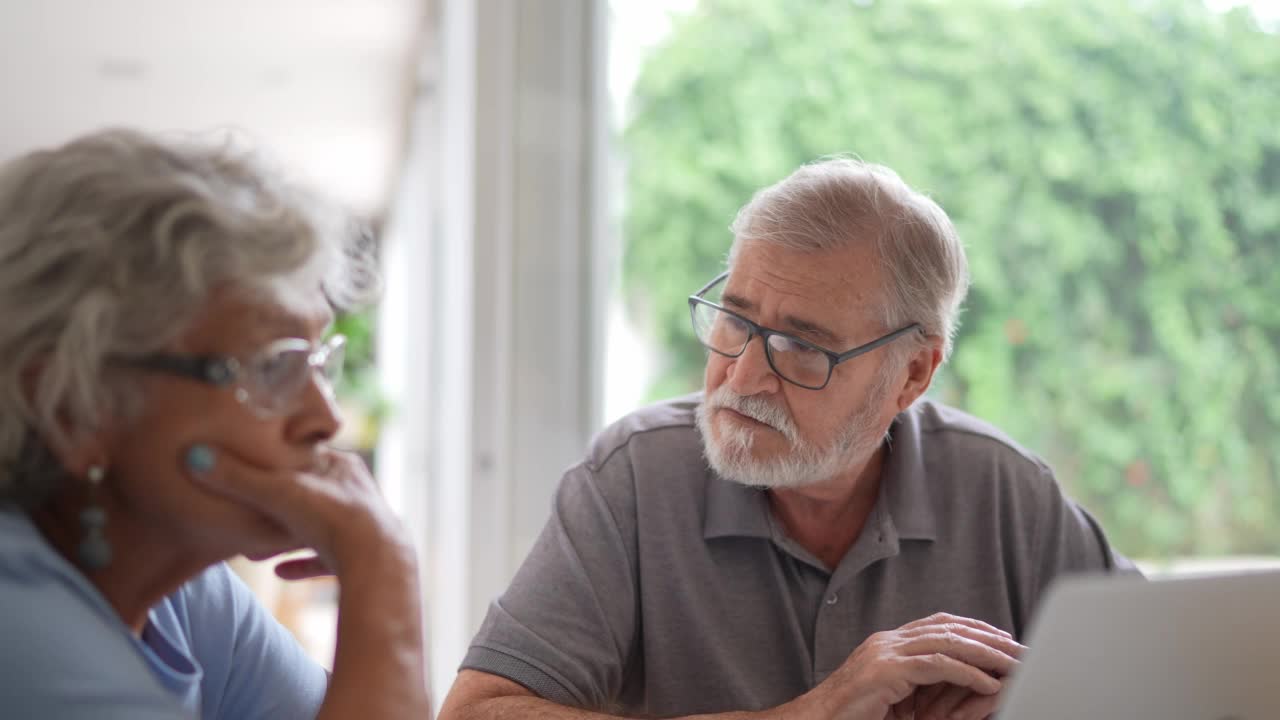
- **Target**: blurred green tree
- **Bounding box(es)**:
[621,0,1280,557]
[331,309,388,453]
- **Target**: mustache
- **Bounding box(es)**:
[707,386,799,443]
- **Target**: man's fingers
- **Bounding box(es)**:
[916,683,974,720]
[900,613,1014,641]
[901,623,1026,666]
[948,687,1003,720]
[902,631,1021,677]
[903,654,1003,696]
[274,555,333,580]
[890,694,918,719]
[913,682,948,710]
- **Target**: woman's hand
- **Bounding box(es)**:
[247,548,335,581]
[184,444,411,575]
[185,443,429,719]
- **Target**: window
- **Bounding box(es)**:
[608,0,1280,566]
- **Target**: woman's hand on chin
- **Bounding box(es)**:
[183,444,411,579]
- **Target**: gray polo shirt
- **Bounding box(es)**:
[462,394,1134,717]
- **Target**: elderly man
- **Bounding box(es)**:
[440,158,1133,720]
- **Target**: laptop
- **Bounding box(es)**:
[998,569,1280,719]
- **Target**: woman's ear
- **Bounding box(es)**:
[49,433,111,482]
[20,358,111,480]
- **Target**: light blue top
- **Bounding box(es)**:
[0,508,327,719]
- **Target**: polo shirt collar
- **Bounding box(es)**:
[703,470,773,540]
[881,404,938,541]
[701,402,938,542]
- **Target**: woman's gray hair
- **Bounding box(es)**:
[728,156,970,363]
[0,128,379,507]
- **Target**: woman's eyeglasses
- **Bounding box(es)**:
[128,335,346,417]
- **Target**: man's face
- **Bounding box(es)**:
[697,241,906,488]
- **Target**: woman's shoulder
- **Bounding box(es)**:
[0,508,111,615]
[0,511,188,715]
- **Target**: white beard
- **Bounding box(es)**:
[696,376,893,489]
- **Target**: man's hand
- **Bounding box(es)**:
[795,613,1023,720]
[893,681,1003,720]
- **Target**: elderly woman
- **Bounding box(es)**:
[0,130,428,718]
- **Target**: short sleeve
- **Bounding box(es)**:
[0,548,193,719]
[461,460,640,710]
[1026,468,1142,617]
[178,563,328,720]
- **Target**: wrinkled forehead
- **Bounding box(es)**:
[256,270,333,318]
[241,277,334,336]
[248,245,336,319]
[180,274,334,355]
[723,240,889,339]
[728,240,885,302]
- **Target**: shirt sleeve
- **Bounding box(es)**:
[0,695,195,720]
[460,460,640,710]
[0,545,196,719]
[1025,467,1143,620]
[180,563,328,720]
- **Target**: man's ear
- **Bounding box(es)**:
[895,336,943,412]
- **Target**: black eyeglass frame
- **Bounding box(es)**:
[688,271,923,390]
[128,353,243,387]
[126,335,347,412]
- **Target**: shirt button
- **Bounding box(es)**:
[826,594,838,605]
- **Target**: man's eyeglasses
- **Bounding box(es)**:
[688,272,921,390]
[129,335,346,417]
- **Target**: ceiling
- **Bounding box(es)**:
[0,0,427,217]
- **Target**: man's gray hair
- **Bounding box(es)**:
[0,128,379,508]
[728,157,970,362]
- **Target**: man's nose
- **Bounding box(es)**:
[726,334,781,397]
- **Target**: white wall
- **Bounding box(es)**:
[0,0,423,217]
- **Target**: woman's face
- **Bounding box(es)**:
[99,284,342,560]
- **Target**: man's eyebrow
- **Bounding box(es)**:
[721,292,841,346]
[781,315,840,346]
[721,292,754,312]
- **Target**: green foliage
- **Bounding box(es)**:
[331,309,389,437]
[333,311,376,377]
[621,0,1280,557]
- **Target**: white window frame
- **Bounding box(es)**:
[376,0,610,708]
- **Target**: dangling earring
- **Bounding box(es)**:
[77,465,112,570]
